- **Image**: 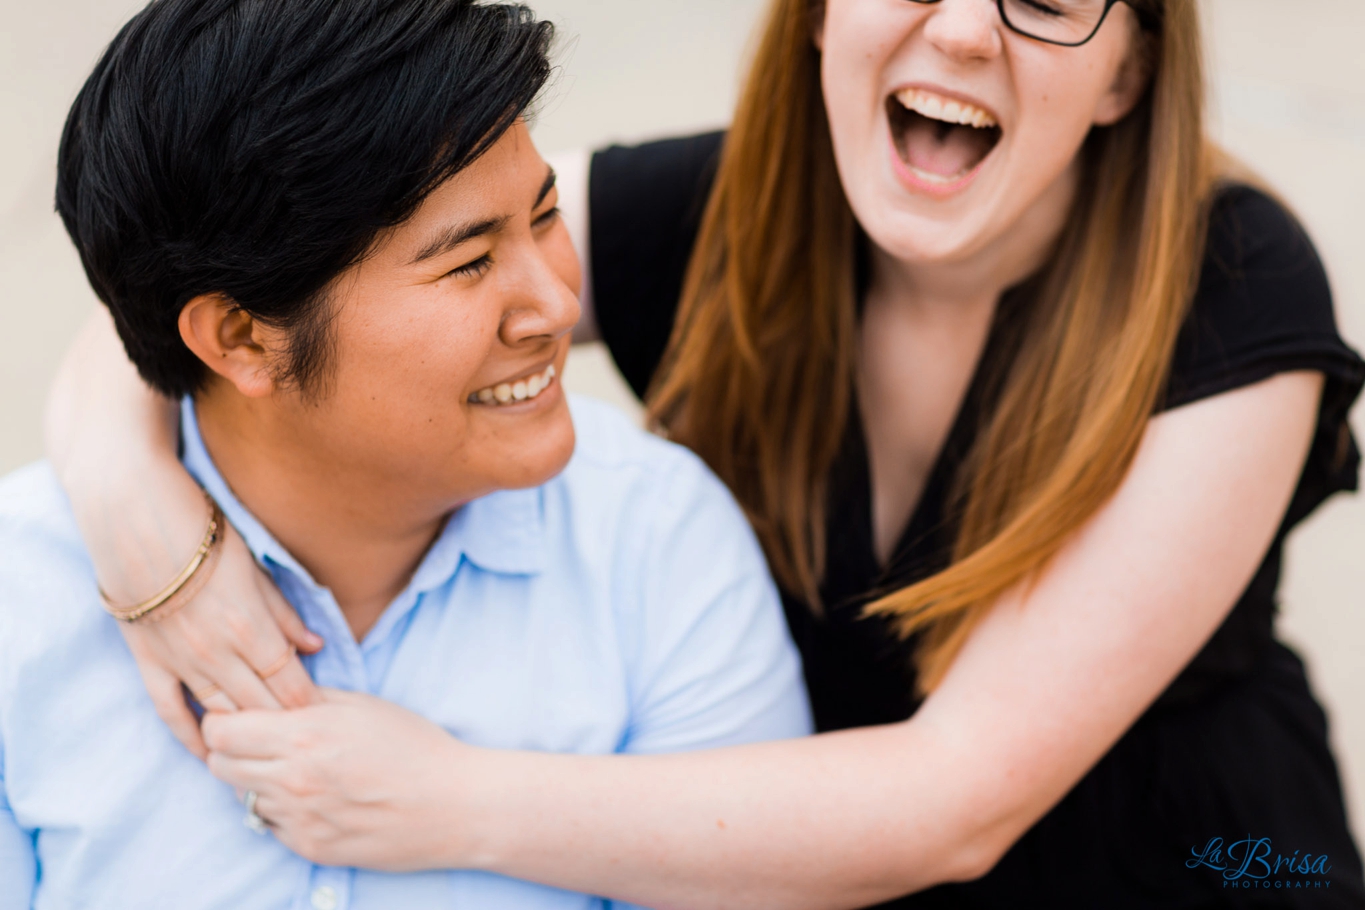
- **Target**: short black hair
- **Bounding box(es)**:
[57,0,553,397]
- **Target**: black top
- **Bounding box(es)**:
[591,132,1365,908]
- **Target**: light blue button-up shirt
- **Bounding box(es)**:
[0,395,811,910]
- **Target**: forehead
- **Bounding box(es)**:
[380,122,546,258]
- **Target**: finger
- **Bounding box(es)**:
[206,751,283,793]
[202,708,300,759]
[263,580,324,655]
[174,526,284,711]
[143,666,208,759]
[248,792,286,829]
[180,653,280,713]
[238,592,318,709]
[220,653,285,712]
[177,667,239,714]
[262,658,319,709]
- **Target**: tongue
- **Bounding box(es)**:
[900,117,993,178]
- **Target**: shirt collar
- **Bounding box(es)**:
[178,398,547,600]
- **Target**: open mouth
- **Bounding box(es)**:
[887,88,1002,187]
[469,363,557,406]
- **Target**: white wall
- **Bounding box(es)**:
[2,0,1361,845]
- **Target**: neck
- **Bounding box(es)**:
[869,161,1078,321]
[194,390,447,641]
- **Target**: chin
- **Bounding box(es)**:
[491,408,577,491]
[860,204,984,266]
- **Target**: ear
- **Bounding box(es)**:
[178,294,278,398]
[1092,29,1153,126]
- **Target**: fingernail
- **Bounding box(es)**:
[304,632,325,651]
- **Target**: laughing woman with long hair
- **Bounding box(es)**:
[45,0,1365,905]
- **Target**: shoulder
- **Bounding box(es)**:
[588,131,727,398]
[1197,184,1330,313]
[1167,183,1363,409]
[0,463,102,678]
[589,131,726,213]
[0,462,87,570]
[555,394,758,573]
[558,401,803,746]
[563,394,733,509]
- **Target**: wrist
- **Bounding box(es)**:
[428,741,522,872]
[74,456,213,606]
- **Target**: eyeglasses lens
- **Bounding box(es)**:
[1000,0,1110,45]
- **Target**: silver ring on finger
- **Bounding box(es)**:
[243,789,268,834]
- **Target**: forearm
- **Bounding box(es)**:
[460,724,998,910]
[449,377,1319,910]
[44,308,205,602]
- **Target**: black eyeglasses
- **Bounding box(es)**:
[903,0,1139,48]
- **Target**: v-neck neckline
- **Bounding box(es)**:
[821,283,1031,611]
[847,358,983,582]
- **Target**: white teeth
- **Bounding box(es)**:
[894,88,997,129]
[471,364,558,407]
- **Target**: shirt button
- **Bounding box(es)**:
[310,886,339,910]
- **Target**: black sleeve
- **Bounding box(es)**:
[589,131,725,399]
[1163,184,1365,518]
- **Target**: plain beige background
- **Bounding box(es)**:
[2,0,1361,850]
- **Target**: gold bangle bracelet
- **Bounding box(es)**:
[99,493,226,624]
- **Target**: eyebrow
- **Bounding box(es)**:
[409,167,558,266]
[533,167,557,210]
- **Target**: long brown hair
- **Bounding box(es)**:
[649,0,1215,693]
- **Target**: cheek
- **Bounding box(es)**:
[1008,34,1129,142]
[329,292,492,422]
[820,4,895,136]
[1004,54,1112,183]
[544,223,582,301]
[820,13,898,216]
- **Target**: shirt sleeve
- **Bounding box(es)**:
[616,450,813,757]
[1163,184,1365,518]
[0,746,37,910]
[588,131,726,399]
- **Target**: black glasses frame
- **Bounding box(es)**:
[903,0,1133,48]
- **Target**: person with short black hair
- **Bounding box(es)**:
[0,1,810,906]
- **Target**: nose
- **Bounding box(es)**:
[497,241,582,349]
[921,0,1003,63]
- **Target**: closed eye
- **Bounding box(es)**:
[1017,0,1065,15]
[446,254,492,280]
[534,206,561,228]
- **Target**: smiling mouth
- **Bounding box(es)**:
[469,363,557,406]
[888,88,1002,186]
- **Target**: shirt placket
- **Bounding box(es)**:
[293,866,352,910]
[270,565,371,691]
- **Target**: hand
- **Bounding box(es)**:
[45,310,323,758]
[203,688,477,870]
[121,524,324,759]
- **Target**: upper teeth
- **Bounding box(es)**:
[471,363,557,405]
[894,88,997,129]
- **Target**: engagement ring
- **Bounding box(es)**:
[243,790,267,834]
